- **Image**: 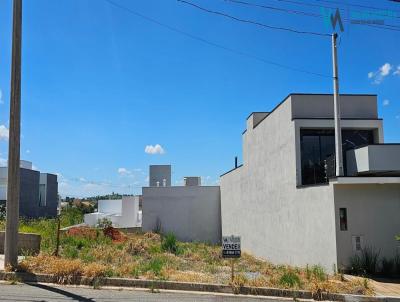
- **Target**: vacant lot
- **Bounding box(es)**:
[0,209,372,296]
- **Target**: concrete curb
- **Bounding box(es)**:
[0,271,399,302]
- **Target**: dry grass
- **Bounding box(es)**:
[19,229,374,296]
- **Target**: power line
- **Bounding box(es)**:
[177,0,331,37]
[224,0,400,31]
[225,0,321,18]
[103,0,331,78]
[279,0,400,19]
[315,0,400,14]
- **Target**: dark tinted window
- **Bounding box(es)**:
[339,208,347,231]
[300,129,374,185]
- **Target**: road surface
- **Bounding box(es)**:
[0,283,308,302]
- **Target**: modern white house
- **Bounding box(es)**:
[142,165,221,244]
[84,196,142,228]
[220,94,400,272]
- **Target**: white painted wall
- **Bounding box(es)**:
[98,199,122,214]
[142,186,221,244]
[118,196,141,227]
[84,196,141,228]
[334,184,400,269]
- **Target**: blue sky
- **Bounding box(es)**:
[0,0,399,197]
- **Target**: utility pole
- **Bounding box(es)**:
[5,0,22,270]
[332,33,344,177]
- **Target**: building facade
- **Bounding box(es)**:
[84,196,142,228]
[142,165,221,244]
[0,161,58,219]
[220,94,400,272]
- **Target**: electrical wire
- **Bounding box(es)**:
[315,0,400,14]
[224,0,400,31]
[103,0,331,78]
[274,0,400,19]
[177,0,331,37]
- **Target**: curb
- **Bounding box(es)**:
[0,271,399,302]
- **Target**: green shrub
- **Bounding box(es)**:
[60,208,84,227]
[311,265,326,281]
[350,246,380,276]
[394,252,400,275]
[144,258,165,276]
[381,257,394,276]
[62,245,79,259]
[350,254,364,275]
[97,218,112,229]
[361,246,380,275]
[279,270,301,288]
[161,233,179,254]
[305,264,311,280]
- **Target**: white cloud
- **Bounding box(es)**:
[383,99,390,106]
[394,65,400,76]
[368,63,393,84]
[79,177,87,182]
[380,63,392,76]
[145,144,165,155]
[0,89,3,104]
[26,149,31,154]
[118,167,132,176]
[32,165,39,171]
[0,125,9,141]
[0,156,7,167]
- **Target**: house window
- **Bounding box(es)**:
[339,208,347,231]
[352,235,364,252]
[355,236,361,251]
[39,184,46,207]
[300,129,374,185]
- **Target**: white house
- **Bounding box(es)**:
[220,94,400,272]
[84,196,141,228]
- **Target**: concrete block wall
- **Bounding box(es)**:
[142,186,221,244]
[0,232,41,255]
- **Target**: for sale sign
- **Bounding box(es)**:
[222,235,241,258]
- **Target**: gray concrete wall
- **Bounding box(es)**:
[1,168,58,219]
[291,94,378,119]
[334,184,400,269]
[0,232,41,255]
[221,97,338,272]
[19,168,40,218]
[347,145,400,176]
[38,173,58,218]
[149,165,171,187]
[184,177,201,186]
[142,186,221,244]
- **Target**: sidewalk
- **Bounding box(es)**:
[0,255,25,270]
[345,274,400,297]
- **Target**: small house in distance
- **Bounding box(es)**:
[220,93,400,272]
[84,196,141,228]
[0,160,58,218]
[142,165,221,244]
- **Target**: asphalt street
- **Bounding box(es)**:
[0,283,308,302]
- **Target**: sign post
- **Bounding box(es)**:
[222,235,241,283]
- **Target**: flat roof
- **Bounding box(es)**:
[251,93,377,129]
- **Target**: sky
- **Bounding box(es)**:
[0,0,399,197]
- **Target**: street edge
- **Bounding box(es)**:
[0,270,399,302]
